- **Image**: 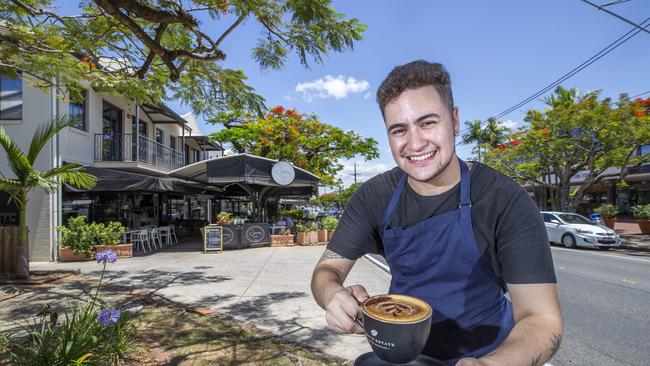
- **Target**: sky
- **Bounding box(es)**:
[61,1,650,189]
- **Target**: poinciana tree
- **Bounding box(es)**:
[484,87,650,212]
[1,0,366,116]
[210,106,379,186]
[0,119,96,279]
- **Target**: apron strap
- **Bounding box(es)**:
[459,159,472,208]
[381,172,408,231]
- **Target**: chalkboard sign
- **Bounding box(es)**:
[203,225,223,253]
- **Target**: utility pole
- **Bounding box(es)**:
[352,161,358,184]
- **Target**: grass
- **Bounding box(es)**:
[125,305,345,365]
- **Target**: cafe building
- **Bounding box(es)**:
[0,72,319,261]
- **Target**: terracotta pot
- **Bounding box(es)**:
[604,217,616,229]
[637,219,650,234]
[317,229,328,243]
[271,234,295,246]
[309,231,318,244]
[59,247,93,262]
[95,243,133,258]
[327,231,334,241]
[296,232,309,245]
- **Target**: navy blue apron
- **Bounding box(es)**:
[381,160,514,364]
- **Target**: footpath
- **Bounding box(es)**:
[615,218,650,252]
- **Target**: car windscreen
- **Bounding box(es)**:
[558,214,592,225]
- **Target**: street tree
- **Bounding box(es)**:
[461,118,507,162]
[0,118,97,279]
[339,182,362,206]
[484,86,650,212]
[1,0,366,116]
[210,106,379,186]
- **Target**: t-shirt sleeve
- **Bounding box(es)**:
[326,184,380,260]
[495,187,557,284]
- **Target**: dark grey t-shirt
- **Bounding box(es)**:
[327,162,556,287]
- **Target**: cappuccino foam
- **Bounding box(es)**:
[362,294,432,323]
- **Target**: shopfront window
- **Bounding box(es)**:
[69,90,87,131]
[0,73,22,121]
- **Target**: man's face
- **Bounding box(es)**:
[384,86,459,185]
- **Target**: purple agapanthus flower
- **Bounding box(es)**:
[97,308,121,327]
[95,249,118,264]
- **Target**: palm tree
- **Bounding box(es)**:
[483,118,507,148]
[462,120,486,162]
[0,118,96,279]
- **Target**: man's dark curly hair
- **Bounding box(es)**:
[376,60,454,117]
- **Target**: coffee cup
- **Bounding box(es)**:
[358,294,432,364]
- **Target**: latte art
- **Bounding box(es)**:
[362,294,432,323]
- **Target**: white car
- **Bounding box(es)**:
[541,211,620,250]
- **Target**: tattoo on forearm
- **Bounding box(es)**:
[319,249,344,263]
[530,353,542,366]
[550,333,562,358]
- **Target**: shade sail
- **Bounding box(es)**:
[170,153,320,188]
[63,166,221,194]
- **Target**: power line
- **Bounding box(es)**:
[580,0,650,36]
[457,16,650,138]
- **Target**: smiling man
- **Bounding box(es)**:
[311,60,563,365]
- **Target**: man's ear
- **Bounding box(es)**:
[452,107,460,136]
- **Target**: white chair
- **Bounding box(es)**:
[150,228,162,250]
[158,226,170,247]
[168,225,178,245]
[130,229,151,253]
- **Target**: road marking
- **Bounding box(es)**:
[551,247,650,264]
[621,277,637,284]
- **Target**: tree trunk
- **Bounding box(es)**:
[16,191,29,279]
[559,184,571,212]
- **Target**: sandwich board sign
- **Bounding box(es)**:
[204,225,223,253]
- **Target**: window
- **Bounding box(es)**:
[542,213,558,223]
[0,73,22,120]
[69,90,87,130]
[131,117,147,137]
[193,148,200,162]
[156,128,163,144]
[170,136,176,151]
[640,144,650,156]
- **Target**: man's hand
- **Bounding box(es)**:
[456,358,489,366]
[325,284,369,334]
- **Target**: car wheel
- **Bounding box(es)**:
[562,233,576,248]
[598,246,610,251]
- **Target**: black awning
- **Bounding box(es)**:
[205,154,319,186]
[62,166,209,193]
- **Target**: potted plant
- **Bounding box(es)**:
[317,221,328,243]
[594,204,618,229]
[93,221,131,258]
[216,211,232,225]
[58,216,95,261]
[295,223,310,246]
[308,221,319,244]
[630,204,650,234]
[321,216,338,241]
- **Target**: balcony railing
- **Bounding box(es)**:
[94,133,185,170]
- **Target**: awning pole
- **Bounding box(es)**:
[135,99,140,161]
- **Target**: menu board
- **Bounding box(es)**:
[203,225,223,253]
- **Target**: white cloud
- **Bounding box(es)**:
[295,75,369,102]
[500,119,518,129]
[334,160,396,188]
[364,92,372,100]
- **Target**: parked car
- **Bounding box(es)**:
[541,211,620,250]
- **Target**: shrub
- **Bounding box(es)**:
[630,204,650,219]
[58,216,95,256]
[279,209,304,220]
[94,221,125,245]
[321,216,338,231]
[295,223,308,232]
[3,250,133,365]
[593,204,618,218]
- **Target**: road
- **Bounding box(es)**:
[550,246,650,366]
[368,246,650,365]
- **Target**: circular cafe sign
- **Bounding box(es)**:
[271,161,295,186]
[245,225,265,243]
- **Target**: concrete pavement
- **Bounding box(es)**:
[25,241,391,363]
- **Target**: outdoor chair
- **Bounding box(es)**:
[169,225,178,245]
[130,229,152,253]
[158,226,170,247]
[150,228,162,250]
